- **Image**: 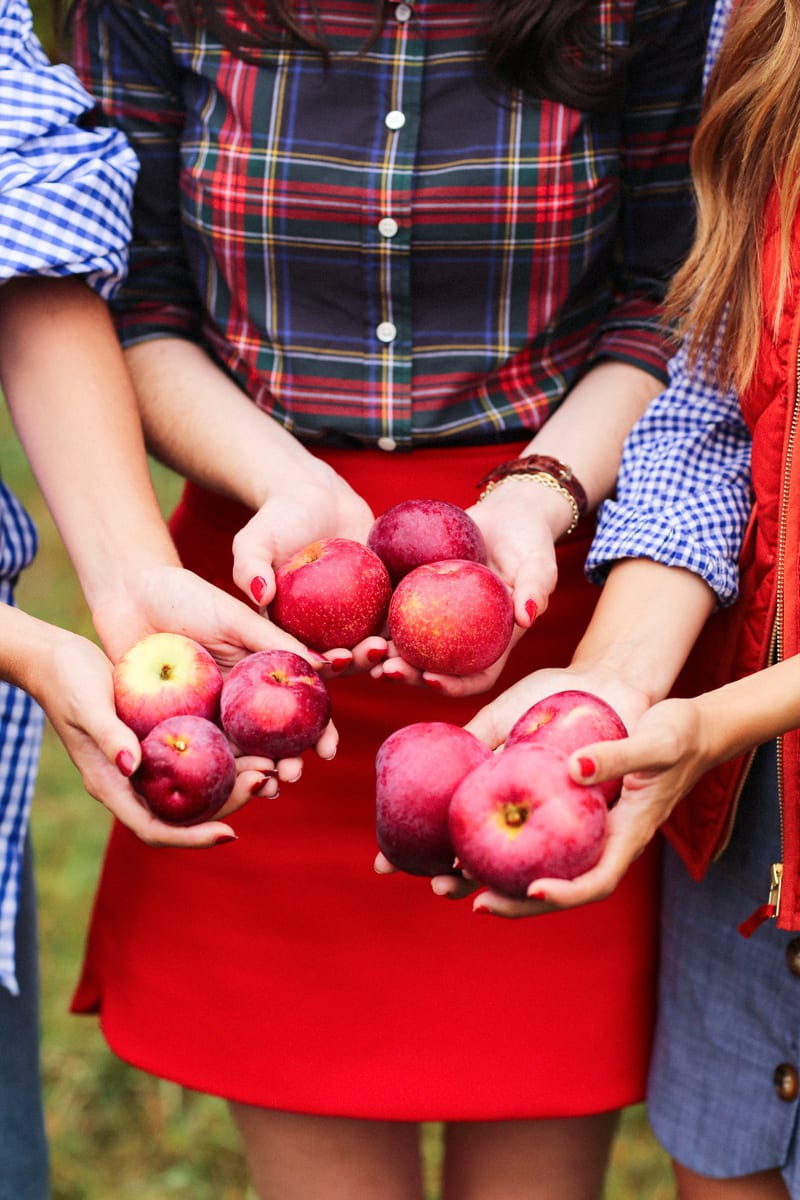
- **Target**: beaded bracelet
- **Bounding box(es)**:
[476,454,588,536]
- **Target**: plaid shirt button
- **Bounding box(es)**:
[377,321,397,343]
[377,437,398,451]
[385,110,405,130]
[378,217,399,238]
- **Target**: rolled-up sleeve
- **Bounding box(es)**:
[0,0,138,296]
[586,339,752,607]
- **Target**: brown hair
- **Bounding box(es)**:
[665,0,800,390]
[171,0,628,111]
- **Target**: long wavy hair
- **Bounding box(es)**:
[170,0,628,111]
[665,0,800,390]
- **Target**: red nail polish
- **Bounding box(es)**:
[367,646,386,663]
[423,676,443,691]
[250,576,266,604]
[213,834,238,846]
[330,656,349,673]
[115,749,135,777]
[577,755,595,778]
[525,598,538,623]
[528,889,547,901]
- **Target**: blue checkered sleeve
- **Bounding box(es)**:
[586,339,752,607]
[0,0,138,295]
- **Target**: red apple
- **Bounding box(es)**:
[375,721,493,876]
[220,648,331,759]
[132,714,236,826]
[367,498,487,585]
[112,632,224,740]
[505,689,628,805]
[448,743,608,897]
[387,559,514,676]
[269,538,392,652]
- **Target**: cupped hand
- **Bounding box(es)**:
[36,631,277,848]
[428,666,654,914]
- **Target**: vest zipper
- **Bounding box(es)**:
[739,341,800,935]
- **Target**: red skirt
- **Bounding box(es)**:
[72,443,660,1120]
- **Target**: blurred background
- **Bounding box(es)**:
[5,3,678,1195]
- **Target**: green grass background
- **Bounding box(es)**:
[6,4,678,1193]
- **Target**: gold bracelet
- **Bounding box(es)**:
[477,471,581,536]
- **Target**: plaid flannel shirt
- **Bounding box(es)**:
[72,0,707,450]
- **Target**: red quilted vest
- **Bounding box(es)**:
[663,192,800,930]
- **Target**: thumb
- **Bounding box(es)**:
[568,731,664,788]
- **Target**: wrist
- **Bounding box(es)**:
[476,455,587,538]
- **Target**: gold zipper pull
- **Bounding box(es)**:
[738,862,783,938]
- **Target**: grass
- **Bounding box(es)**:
[0,398,676,1198]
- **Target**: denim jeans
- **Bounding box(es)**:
[0,836,50,1200]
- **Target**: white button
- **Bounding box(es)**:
[395,2,412,20]
[376,321,397,342]
[385,110,406,131]
[377,436,397,451]
[378,217,399,238]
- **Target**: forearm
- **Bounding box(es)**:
[0,602,69,698]
[690,657,800,766]
[0,277,179,609]
[125,337,335,512]
[571,557,717,704]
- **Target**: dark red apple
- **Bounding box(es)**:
[220,648,331,759]
[387,559,514,676]
[375,721,493,875]
[367,498,487,585]
[132,714,236,826]
[448,742,608,897]
[505,689,628,805]
[269,537,392,652]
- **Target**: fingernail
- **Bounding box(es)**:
[367,646,386,663]
[528,888,547,901]
[116,749,135,777]
[525,598,538,623]
[474,905,495,916]
[329,655,349,673]
[213,834,238,846]
[423,676,443,691]
[577,755,596,779]
[250,576,267,604]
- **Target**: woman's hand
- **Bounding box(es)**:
[90,565,340,770]
[32,629,278,847]
[426,665,654,912]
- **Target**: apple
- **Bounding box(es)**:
[448,742,608,897]
[132,714,237,826]
[375,721,493,875]
[387,559,514,675]
[220,648,331,759]
[505,689,627,805]
[367,498,487,585]
[112,631,224,740]
[269,538,392,652]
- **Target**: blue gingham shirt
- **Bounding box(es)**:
[587,0,750,608]
[0,0,137,994]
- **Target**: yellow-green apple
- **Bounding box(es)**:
[387,559,514,675]
[367,498,487,585]
[132,714,236,825]
[112,631,224,740]
[269,537,392,652]
[375,721,493,875]
[220,648,331,759]
[505,689,627,805]
[448,743,608,896]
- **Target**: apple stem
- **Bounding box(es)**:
[504,804,528,828]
